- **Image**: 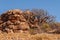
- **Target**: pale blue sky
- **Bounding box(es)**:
[0,0,60,22]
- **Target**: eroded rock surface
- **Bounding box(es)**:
[0,9,31,33]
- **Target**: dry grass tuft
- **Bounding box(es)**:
[0,33,60,40]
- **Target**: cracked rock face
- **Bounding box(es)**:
[0,9,30,33]
[0,9,40,34]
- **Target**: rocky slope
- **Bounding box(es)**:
[0,9,41,34]
[0,9,60,40]
[0,9,60,34]
[0,9,30,33]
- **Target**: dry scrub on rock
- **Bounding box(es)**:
[0,9,60,34]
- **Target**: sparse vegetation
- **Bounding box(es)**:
[0,9,60,40]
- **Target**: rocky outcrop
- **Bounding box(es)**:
[0,9,31,33]
[0,9,40,34]
[0,9,59,34]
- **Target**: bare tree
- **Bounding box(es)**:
[31,9,55,24]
